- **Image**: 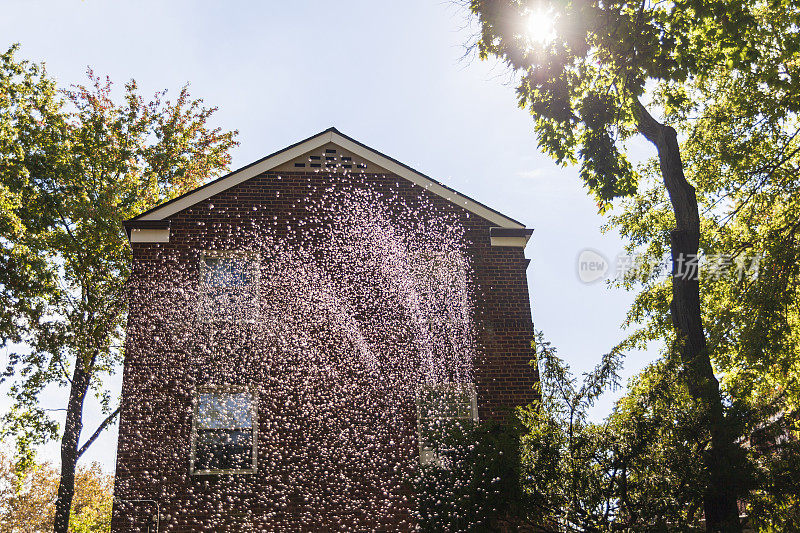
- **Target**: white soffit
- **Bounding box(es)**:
[134,129,525,230]
[130,228,170,243]
[490,236,531,247]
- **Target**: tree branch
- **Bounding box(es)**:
[631,96,663,146]
[76,406,120,460]
[632,96,700,233]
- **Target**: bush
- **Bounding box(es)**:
[413,419,523,532]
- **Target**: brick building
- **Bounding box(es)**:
[112,128,537,532]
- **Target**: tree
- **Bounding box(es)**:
[516,333,625,532]
[608,17,800,413]
[606,20,800,526]
[0,44,238,532]
[510,333,797,531]
[0,446,114,532]
[466,0,799,529]
[412,332,747,531]
[0,446,59,532]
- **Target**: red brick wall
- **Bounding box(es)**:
[111,170,537,532]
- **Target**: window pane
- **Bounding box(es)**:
[197,392,252,429]
[204,256,252,287]
[416,383,476,466]
[194,429,253,471]
[199,253,260,322]
[417,385,473,420]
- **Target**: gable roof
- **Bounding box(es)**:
[128,127,526,229]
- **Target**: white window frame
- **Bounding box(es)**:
[197,250,261,324]
[190,385,258,475]
[415,382,479,466]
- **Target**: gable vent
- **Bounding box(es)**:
[273,143,379,174]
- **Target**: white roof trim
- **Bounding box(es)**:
[490,235,530,247]
[328,132,523,229]
[130,228,170,243]
[135,130,524,229]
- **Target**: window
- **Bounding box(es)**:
[191,389,257,474]
[410,251,473,374]
[198,251,259,322]
[410,251,469,323]
[416,383,478,466]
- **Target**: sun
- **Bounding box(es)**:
[526,9,557,45]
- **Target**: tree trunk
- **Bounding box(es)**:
[53,357,93,533]
[633,98,742,533]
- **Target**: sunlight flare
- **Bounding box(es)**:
[526,9,556,45]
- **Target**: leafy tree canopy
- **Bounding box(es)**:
[0,446,114,532]
[0,43,238,530]
[469,0,798,209]
[609,34,800,408]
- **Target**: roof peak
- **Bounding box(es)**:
[129,128,526,230]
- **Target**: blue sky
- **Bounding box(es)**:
[1,0,659,471]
